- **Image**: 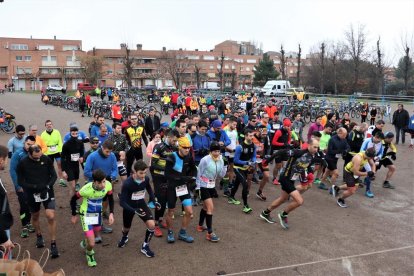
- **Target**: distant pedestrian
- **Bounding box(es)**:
[392,104,410,144]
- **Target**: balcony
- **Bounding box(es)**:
[66,61,81,67]
[0,74,8,79]
[42,61,58,67]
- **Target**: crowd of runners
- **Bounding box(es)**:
[1,90,414,268]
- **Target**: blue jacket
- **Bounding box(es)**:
[90,123,113,138]
[10,148,28,190]
[192,133,211,162]
[63,131,89,144]
[84,149,118,181]
[409,115,414,130]
[206,129,231,147]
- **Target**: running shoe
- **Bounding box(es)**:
[383,181,395,189]
[331,185,339,197]
[227,197,241,205]
[59,179,67,187]
[159,220,168,229]
[365,190,374,198]
[256,191,267,201]
[86,251,97,267]
[167,230,175,243]
[26,223,35,233]
[337,198,348,208]
[36,235,45,248]
[101,225,113,234]
[95,236,102,244]
[148,201,155,209]
[196,225,208,232]
[20,227,29,238]
[178,230,194,243]
[260,210,275,224]
[206,232,220,242]
[141,243,155,258]
[409,144,414,148]
[278,213,289,229]
[154,226,163,237]
[318,183,328,190]
[273,179,280,185]
[50,243,59,259]
[75,183,81,192]
[117,236,129,248]
[242,205,253,214]
[223,190,231,197]
[313,178,321,185]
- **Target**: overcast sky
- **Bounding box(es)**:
[1,0,413,63]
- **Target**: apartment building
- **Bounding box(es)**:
[0,36,86,90]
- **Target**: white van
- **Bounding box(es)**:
[261,80,291,96]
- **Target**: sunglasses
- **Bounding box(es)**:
[181,147,191,150]
[90,141,99,144]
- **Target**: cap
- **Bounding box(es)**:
[384,132,394,139]
[69,122,78,128]
[365,147,376,158]
[283,119,292,127]
[90,136,99,143]
[178,137,191,148]
[212,120,222,129]
[210,141,221,152]
[70,126,79,132]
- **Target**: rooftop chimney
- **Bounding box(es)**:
[195,49,198,51]
[162,47,166,51]
[120,43,127,50]
[179,48,183,51]
[54,35,56,40]
[137,44,142,50]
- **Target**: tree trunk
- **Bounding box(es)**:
[296,44,301,87]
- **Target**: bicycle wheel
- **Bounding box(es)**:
[3,120,16,134]
[350,109,356,118]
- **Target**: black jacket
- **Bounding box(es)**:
[392,109,410,128]
[17,155,57,193]
[144,115,161,138]
[0,178,13,244]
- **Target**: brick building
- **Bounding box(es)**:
[0,36,86,90]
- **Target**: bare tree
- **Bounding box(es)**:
[122,45,134,88]
[320,42,326,94]
[231,68,237,90]
[402,45,411,93]
[345,23,368,92]
[158,51,192,90]
[194,63,201,89]
[296,44,302,87]
[280,45,286,80]
[217,51,225,91]
[374,37,385,95]
[329,42,345,95]
[79,55,105,85]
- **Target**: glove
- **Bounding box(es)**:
[367,171,375,180]
[247,161,255,167]
[386,152,396,161]
[135,208,147,217]
[154,202,161,210]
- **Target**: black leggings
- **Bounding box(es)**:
[126,147,143,177]
[152,175,168,221]
[16,191,31,227]
[231,168,249,205]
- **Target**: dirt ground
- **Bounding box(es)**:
[0,93,413,276]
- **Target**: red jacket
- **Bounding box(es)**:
[265,106,277,119]
[111,104,122,120]
[86,95,92,105]
[185,96,192,107]
[272,128,291,148]
[171,93,179,104]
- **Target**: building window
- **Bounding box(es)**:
[106,70,113,74]
[24,56,32,61]
[106,58,113,64]
[11,44,28,50]
[66,56,73,62]
[209,65,214,69]
[38,45,54,50]
[42,56,57,62]
[17,68,32,74]
[225,65,229,69]
[246,67,250,71]
[16,56,23,61]
[0,68,6,74]
[63,45,78,51]
[117,58,124,64]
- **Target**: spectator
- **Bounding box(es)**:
[392,104,410,144]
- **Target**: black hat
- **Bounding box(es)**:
[384,132,394,139]
[210,141,221,152]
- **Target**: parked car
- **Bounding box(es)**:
[161,85,176,90]
[142,85,157,91]
[46,84,66,93]
[77,83,97,91]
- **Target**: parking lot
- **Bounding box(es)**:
[0,92,413,276]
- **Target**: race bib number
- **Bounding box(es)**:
[34,192,49,202]
[291,173,299,181]
[71,153,80,162]
[131,190,146,200]
[48,145,57,152]
[117,111,121,115]
[335,154,342,159]
[84,213,99,225]
[206,179,216,189]
[273,124,280,129]
[176,185,188,197]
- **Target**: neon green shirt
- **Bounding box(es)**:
[319,131,331,151]
[78,181,113,214]
[41,129,63,155]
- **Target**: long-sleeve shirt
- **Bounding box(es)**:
[7,136,26,158]
[41,129,63,155]
[61,137,85,172]
[325,135,350,159]
[90,123,113,138]
[196,155,226,188]
[360,138,384,158]
[84,149,118,181]
[307,123,323,142]
[192,133,211,162]
[234,142,257,166]
[164,152,197,188]
[292,120,304,142]
[119,176,155,213]
[9,149,28,191]
[17,155,57,193]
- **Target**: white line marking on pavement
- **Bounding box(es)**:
[224,245,414,275]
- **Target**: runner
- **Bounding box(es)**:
[196,142,226,242]
[259,138,319,229]
[107,122,129,183]
[17,144,59,258]
[61,125,85,196]
[223,116,238,196]
[150,129,180,237]
[118,160,160,257]
[7,124,26,158]
[332,147,376,207]
[252,125,271,201]
[228,129,256,214]
[271,119,292,185]
[164,137,197,243]
[125,114,148,176]
[377,132,397,189]
[70,169,114,267]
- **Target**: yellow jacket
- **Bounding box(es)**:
[36,135,48,153]
[190,100,199,111]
